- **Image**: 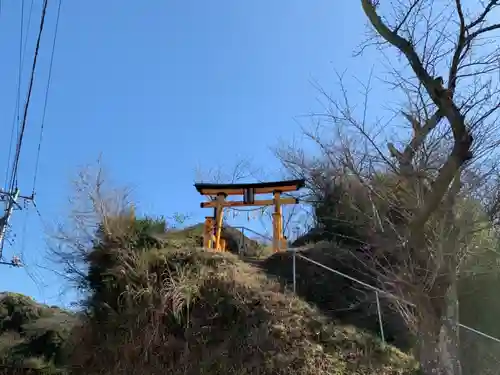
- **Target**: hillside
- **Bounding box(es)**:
[0,292,76,374]
[0,224,420,374]
[262,243,411,350]
[70,245,418,375]
[156,222,266,256]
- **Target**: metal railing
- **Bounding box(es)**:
[223,227,500,372]
[287,248,500,346]
[232,226,272,243]
[230,226,272,256]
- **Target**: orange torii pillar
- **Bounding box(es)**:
[203,216,227,251]
[272,191,283,253]
[203,216,215,249]
[214,193,226,251]
[195,179,305,253]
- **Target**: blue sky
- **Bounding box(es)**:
[0,1,383,307]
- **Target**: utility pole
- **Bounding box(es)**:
[0,188,32,267]
[0,0,54,268]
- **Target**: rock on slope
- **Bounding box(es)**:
[70,246,418,375]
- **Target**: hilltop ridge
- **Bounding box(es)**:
[70,245,418,375]
[0,224,420,374]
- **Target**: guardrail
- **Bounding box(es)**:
[230,226,272,255]
[286,248,500,346]
[223,227,500,346]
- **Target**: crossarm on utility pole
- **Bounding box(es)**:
[0,188,32,266]
[0,188,20,253]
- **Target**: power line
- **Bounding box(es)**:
[8,0,49,194]
[32,0,62,197]
[0,0,53,263]
[4,0,27,192]
[31,199,49,232]
[21,0,35,71]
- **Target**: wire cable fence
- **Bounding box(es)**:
[287,248,500,374]
[231,228,500,372]
[459,325,500,375]
[231,226,273,257]
[232,227,500,373]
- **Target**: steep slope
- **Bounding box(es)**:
[262,244,412,350]
[69,245,418,375]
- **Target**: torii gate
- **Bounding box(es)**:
[194,179,305,253]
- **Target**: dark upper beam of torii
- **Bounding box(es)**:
[194,179,305,196]
[195,178,305,253]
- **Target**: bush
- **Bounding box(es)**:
[67,241,418,374]
[0,293,76,374]
[262,244,412,351]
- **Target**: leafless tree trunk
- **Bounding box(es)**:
[278,1,500,374]
[357,1,500,374]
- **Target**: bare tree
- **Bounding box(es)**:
[358,1,500,374]
[195,157,307,241]
[279,1,500,374]
[47,158,135,294]
[194,157,263,185]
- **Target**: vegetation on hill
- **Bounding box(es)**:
[157,222,268,257]
[36,178,420,375]
[0,292,76,374]
[268,168,500,375]
[68,223,419,375]
[4,167,497,375]
[262,244,412,351]
[6,209,498,374]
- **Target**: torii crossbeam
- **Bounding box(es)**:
[194,179,305,253]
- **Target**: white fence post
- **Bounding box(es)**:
[282,251,500,355]
[375,291,385,344]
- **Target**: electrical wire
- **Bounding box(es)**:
[20,0,35,71]
[5,0,35,192]
[31,199,49,231]
[8,0,49,194]
[0,1,57,268]
[4,0,26,192]
[32,0,61,196]
[19,207,48,297]
[20,202,28,258]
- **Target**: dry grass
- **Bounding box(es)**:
[261,244,412,351]
[157,223,267,257]
[68,247,418,375]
